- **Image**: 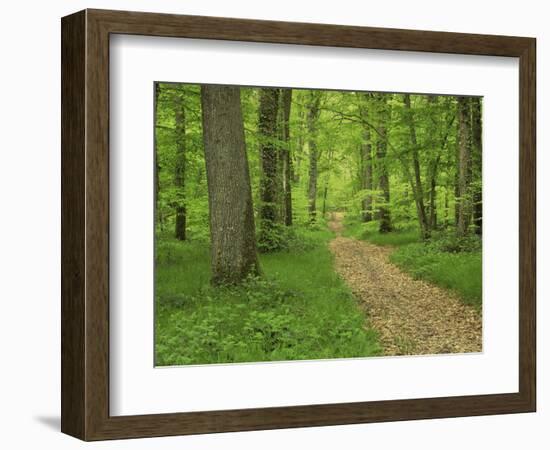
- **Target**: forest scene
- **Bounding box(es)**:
[154,82,482,366]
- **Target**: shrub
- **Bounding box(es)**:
[257,222,319,253]
[429,232,481,253]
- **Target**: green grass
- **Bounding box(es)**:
[342,216,420,247]
[390,243,482,309]
[155,226,381,366]
[343,215,482,309]
[365,229,420,247]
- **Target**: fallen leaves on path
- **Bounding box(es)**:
[328,213,482,356]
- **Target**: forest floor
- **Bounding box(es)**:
[328,212,482,356]
[155,225,382,366]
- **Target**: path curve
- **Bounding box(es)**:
[328,212,482,356]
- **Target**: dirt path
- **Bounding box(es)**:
[328,212,482,356]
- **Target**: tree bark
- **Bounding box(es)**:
[456,96,472,237]
[258,88,280,248]
[200,85,260,285]
[426,96,438,231]
[375,95,392,233]
[280,89,293,226]
[293,106,305,184]
[454,147,460,227]
[322,147,334,217]
[444,184,450,227]
[275,89,293,225]
[360,94,374,222]
[428,175,437,229]
[154,83,165,232]
[471,97,483,236]
[427,110,454,231]
[307,91,322,223]
[403,94,430,239]
[174,89,187,241]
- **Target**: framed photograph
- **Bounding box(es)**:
[61,9,536,440]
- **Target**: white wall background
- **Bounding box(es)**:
[0,0,546,448]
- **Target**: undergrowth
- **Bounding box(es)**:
[390,243,482,309]
[155,226,381,366]
[343,215,482,309]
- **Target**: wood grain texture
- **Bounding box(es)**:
[518,39,536,409]
[85,10,111,439]
[61,10,86,439]
[90,8,532,56]
[61,8,536,441]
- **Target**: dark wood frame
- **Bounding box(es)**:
[61,8,536,441]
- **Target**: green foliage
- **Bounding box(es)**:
[429,232,482,253]
[342,214,482,308]
[343,216,419,247]
[390,243,482,309]
[155,228,381,366]
[367,229,419,247]
[256,221,322,253]
[154,84,483,364]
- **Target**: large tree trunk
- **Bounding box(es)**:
[174,89,187,241]
[258,88,280,248]
[280,89,293,226]
[200,85,260,285]
[403,94,430,239]
[456,96,472,237]
[375,95,392,233]
[307,92,321,223]
[471,97,483,236]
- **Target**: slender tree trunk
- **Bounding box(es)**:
[275,91,285,222]
[471,97,483,236]
[200,85,260,285]
[403,94,430,239]
[472,191,482,235]
[362,141,374,222]
[293,107,305,183]
[428,112,454,231]
[429,175,437,229]
[427,154,443,231]
[258,88,280,248]
[174,89,187,241]
[456,96,472,237]
[322,147,334,217]
[375,95,392,233]
[281,89,293,226]
[154,83,163,232]
[444,185,450,227]
[426,96,438,231]
[377,139,392,232]
[307,91,321,223]
[360,94,374,222]
[403,185,412,221]
[454,143,460,227]
[307,143,318,223]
